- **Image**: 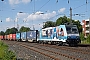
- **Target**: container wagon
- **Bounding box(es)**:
[4,35,7,40]
[21,32,27,41]
[9,34,13,41]
[16,32,21,41]
[12,34,16,41]
[0,35,2,40]
[0,35,4,40]
[7,35,10,40]
[27,30,38,42]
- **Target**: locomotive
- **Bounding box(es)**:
[37,24,81,46]
[0,24,81,46]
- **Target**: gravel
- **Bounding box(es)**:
[3,41,53,60]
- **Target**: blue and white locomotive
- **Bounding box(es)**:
[37,24,81,46]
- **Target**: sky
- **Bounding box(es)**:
[0,0,90,31]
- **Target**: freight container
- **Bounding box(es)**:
[1,35,4,40]
[21,32,27,41]
[9,34,13,40]
[0,35,3,40]
[4,35,7,40]
[27,30,38,42]
[16,32,21,41]
[12,34,16,41]
[7,35,10,40]
[0,35,2,40]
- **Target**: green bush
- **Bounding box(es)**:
[80,33,85,41]
[81,34,90,44]
[86,34,90,43]
[0,41,16,60]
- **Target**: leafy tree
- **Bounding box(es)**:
[43,21,56,28]
[5,29,10,35]
[43,16,82,33]
[5,27,18,35]
[72,20,82,33]
[55,16,82,33]
[0,31,5,35]
[10,27,18,34]
[56,16,70,26]
[19,26,30,32]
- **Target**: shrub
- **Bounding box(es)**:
[80,33,85,41]
[86,34,90,43]
[0,41,16,60]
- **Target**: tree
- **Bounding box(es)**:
[56,16,70,26]
[19,26,30,32]
[5,27,18,35]
[43,16,82,33]
[10,27,18,34]
[0,31,5,35]
[56,16,82,33]
[72,20,82,33]
[43,21,56,28]
[5,29,10,35]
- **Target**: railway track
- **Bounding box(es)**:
[39,44,90,55]
[20,42,82,60]
[21,42,90,60]
[37,44,90,60]
[2,40,90,60]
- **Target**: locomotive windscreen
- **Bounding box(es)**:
[66,25,78,34]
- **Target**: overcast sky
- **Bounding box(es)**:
[0,0,90,31]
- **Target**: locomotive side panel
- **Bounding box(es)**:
[38,25,67,45]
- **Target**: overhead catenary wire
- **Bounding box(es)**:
[53,0,90,19]
[31,0,51,29]
[36,0,50,12]
[31,0,51,30]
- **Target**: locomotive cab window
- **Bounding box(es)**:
[66,25,78,34]
[71,27,78,33]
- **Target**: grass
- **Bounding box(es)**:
[81,40,90,44]
[0,41,16,60]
